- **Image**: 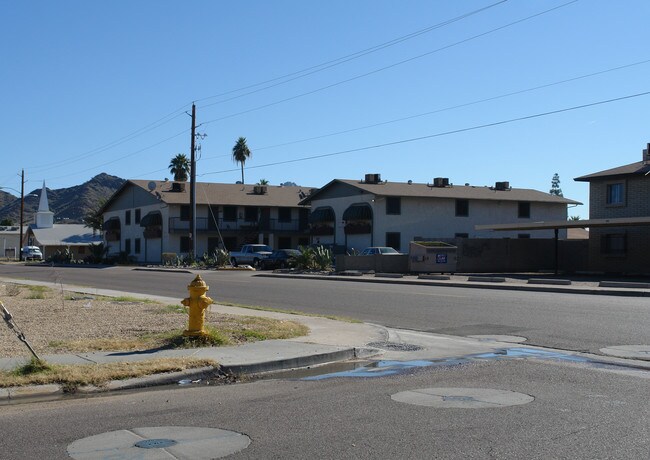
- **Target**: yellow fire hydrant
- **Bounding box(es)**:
[181,275,214,337]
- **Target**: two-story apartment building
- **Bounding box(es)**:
[100,180,312,263]
[574,143,650,274]
[301,174,579,253]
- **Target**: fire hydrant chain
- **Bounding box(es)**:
[181,275,214,337]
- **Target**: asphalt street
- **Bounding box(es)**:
[1,265,648,355]
[1,358,648,459]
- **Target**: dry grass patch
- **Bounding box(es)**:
[1,357,216,389]
[0,283,308,357]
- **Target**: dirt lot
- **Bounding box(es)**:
[0,282,305,359]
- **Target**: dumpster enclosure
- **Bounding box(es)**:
[408,241,457,273]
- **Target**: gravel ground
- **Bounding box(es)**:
[0,282,259,359]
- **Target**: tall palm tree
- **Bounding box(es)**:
[169,153,190,182]
[232,137,251,184]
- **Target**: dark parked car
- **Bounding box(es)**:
[260,249,301,270]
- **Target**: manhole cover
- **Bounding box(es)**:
[135,438,177,449]
[367,341,423,351]
[68,426,251,459]
[600,345,650,361]
[391,387,534,408]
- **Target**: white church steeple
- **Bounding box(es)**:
[35,181,54,229]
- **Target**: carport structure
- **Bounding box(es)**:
[476,217,650,274]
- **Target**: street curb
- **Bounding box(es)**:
[0,347,382,403]
[132,267,193,274]
[255,273,650,297]
[221,347,379,375]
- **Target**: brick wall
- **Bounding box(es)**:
[588,175,650,274]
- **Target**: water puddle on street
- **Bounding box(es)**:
[273,347,650,381]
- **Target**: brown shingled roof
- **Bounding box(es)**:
[130,180,313,207]
[302,179,580,205]
[574,161,650,181]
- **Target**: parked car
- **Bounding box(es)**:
[229,244,273,267]
[260,249,301,270]
[360,246,401,256]
[21,246,43,261]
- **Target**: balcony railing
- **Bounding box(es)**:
[168,217,308,233]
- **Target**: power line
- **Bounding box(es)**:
[30,104,191,174]
[198,90,650,177]
[28,1,579,183]
[27,2,508,177]
[198,57,650,161]
[199,0,579,123]
[194,1,509,107]
[46,128,190,182]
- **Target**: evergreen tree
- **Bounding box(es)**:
[550,173,563,196]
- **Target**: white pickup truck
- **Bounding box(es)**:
[229,244,273,267]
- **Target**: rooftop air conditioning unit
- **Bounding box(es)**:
[495,181,510,191]
[433,177,449,187]
[253,185,268,195]
[365,173,381,184]
[171,182,185,192]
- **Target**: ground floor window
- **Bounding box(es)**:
[135,238,141,254]
[278,237,291,249]
[385,232,401,251]
[180,236,190,253]
[602,233,626,255]
[124,238,131,254]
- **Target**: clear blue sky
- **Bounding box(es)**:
[2,0,650,218]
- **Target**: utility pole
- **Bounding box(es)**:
[19,169,24,261]
[190,103,197,257]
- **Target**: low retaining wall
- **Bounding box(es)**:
[335,239,588,274]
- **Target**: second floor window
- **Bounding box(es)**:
[455,199,469,217]
[245,206,258,222]
[125,210,131,225]
[606,183,624,205]
[518,202,531,218]
[278,207,292,222]
[386,197,401,215]
[180,205,190,221]
[223,206,237,221]
[135,209,141,224]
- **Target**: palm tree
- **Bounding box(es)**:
[169,153,190,182]
[257,178,269,185]
[232,137,251,184]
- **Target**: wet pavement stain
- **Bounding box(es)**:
[300,347,649,380]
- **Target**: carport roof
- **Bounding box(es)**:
[475,216,650,232]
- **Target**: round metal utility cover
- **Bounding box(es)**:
[391,387,534,408]
[468,335,527,343]
[68,426,251,459]
[599,345,650,361]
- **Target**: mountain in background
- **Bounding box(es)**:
[0,173,125,225]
